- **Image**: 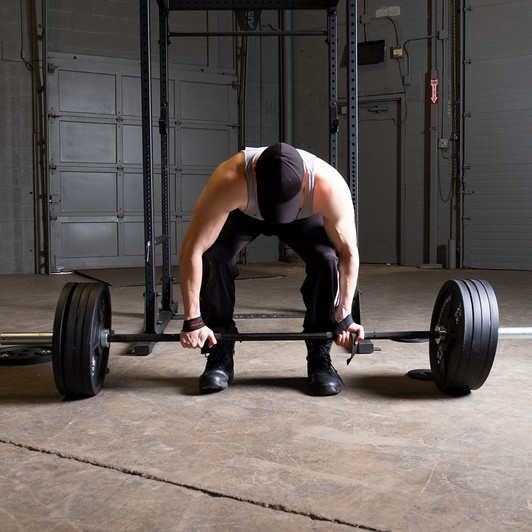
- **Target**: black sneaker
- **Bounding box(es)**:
[305,339,343,396]
[199,335,235,393]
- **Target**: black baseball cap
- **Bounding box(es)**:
[255,143,305,224]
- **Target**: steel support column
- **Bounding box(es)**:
[346,0,358,229]
[158,2,175,315]
[138,0,177,355]
[139,0,158,336]
[328,5,338,167]
[346,0,360,323]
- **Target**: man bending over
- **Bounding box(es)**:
[179,142,364,396]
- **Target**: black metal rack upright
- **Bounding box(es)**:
[137,0,358,353]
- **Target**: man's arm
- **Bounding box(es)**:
[179,153,247,349]
[313,158,364,346]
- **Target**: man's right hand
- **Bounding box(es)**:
[180,327,217,349]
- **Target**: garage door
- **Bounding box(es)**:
[47,54,238,272]
[462,0,532,269]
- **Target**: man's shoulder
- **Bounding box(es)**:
[312,158,352,215]
[205,152,247,210]
[214,151,246,180]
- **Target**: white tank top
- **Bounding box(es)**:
[242,146,315,221]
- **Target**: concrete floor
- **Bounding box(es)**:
[0,263,531,531]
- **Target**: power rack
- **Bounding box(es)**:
[138,0,358,353]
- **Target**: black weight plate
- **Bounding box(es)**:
[62,283,93,397]
[52,282,78,395]
[61,283,111,398]
[79,283,111,397]
[0,346,52,366]
[407,369,434,381]
[429,280,473,396]
[471,280,498,390]
[460,280,490,391]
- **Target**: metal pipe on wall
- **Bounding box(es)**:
[458,0,465,268]
[29,0,49,274]
[428,0,440,266]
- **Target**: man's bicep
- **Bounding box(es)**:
[182,196,231,255]
[323,215,357,257]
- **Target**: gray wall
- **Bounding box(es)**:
[292,0,532,270]
[2,0,532,273]
[292,0,454,266]
[460,0,532,269]
[0,0,35,274]
[0,0,280,274]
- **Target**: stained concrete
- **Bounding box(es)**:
[0,263,531,531]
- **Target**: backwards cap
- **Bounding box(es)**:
[255,143,304,224]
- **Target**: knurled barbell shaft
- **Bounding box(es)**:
[2,327,532,347]
[212,331,439,342]
[105,331,440,344]
[1,330,436,346]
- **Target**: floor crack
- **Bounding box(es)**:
[1,438,392,531]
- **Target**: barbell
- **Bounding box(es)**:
[1,279,530,399]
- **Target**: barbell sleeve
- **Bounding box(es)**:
[0,333,53,346]
[498,327,532,339]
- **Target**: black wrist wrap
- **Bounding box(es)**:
[182,316,205,332]
[333,314,354,336]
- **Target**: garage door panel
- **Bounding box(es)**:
[60,171,117,213]
[465,0,531,60]
[58,70,116,114]
[465,58,532,114]
[123,171,177,214]
[465,110,532,166]
[61,222,118,258]
[48,53,237,271]
[59,121,117,163]
[122,75,176,118]
[464,221,532,270]
[180,80,234,123]
[123,220,178,257]
[180,127,236,167]
[122,124,176,166]
[181,171,210,213]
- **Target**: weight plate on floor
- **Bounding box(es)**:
[0,346,52,366]
[429,280,474,396]
[63,283,89,397]
[460,280,487,389]
[470,280,498,390]
[80,283,111,397]
[52,282,111,398]
[52,282,78,395]
[407,369,434,381]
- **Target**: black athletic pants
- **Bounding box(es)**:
[200,210,339,334]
